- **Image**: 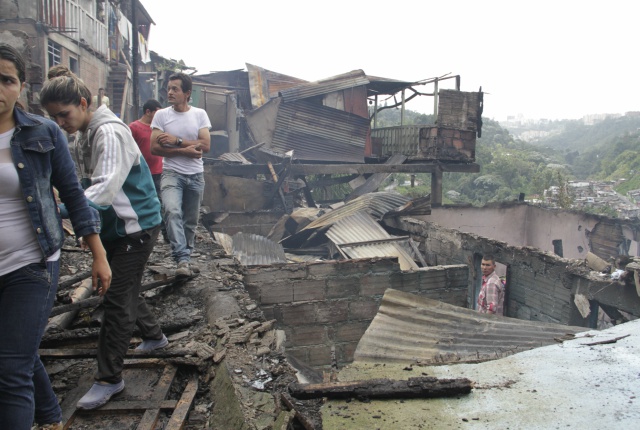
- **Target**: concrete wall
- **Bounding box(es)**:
[387,217,640,326]
[1,15,108,113]
[421,203,640,260]
[244,257,468,368]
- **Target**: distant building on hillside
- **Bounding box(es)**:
[582,113,622,125]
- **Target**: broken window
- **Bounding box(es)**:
[552,239,563,257]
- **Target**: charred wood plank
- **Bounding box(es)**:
[281,392,316,430]
[40,317,200,347]
[290,163,480,176]
[50,275,193,317]
[289,377,472,400]
[215,163,480,176]
[58,270,92,290]
[165,374,199,430]
[297,176,317,208]
[75,399,178,413]
[306,174,359,188]
[346,154,407,202]
[38,348,194,359]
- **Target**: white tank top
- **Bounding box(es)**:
[0,128,59,276]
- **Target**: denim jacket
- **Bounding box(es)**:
[10,108,101,259]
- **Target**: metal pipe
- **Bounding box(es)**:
[433,78,439,118]
[400,89,406,126]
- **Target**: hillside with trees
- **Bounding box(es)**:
[374,106,640,215]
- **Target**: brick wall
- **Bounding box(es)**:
[244,257,468,368]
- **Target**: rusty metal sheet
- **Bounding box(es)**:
[271,100,369,163]
[354,289,586,365]
[326,212,418,270]
[279,70,369,103]
[247,63,308,108]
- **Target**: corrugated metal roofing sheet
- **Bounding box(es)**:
[231,232,287,266]
[354,289,585,364]
[326,212,418,270]
[279,70,369,103]
[304,192,411,231]
[366,75,418,95]
[212,232,234,255]
[217,153,251,164]
[271,100,369,163]
[280,192,411,248]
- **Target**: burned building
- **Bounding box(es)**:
[0,0,154,122]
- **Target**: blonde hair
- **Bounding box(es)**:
[47,65,74,79]
[40,74,92,108]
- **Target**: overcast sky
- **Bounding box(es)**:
[141,0,637,121]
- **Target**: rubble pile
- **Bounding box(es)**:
[44,225,321,429]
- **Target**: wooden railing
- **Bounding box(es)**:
[371,125,423,157]
[40,0,108,57]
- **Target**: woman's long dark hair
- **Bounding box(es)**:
[0,44,27,109]
[0,43,26,84]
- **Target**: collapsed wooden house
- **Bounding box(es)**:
[186,65,482,236]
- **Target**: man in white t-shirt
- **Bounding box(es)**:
[150,73,211,277]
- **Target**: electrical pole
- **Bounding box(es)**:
[131,0,140,118]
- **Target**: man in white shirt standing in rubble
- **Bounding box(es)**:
[151,72,211,278]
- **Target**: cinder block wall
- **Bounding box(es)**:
[244,257,468,368]
[386,217,585,325]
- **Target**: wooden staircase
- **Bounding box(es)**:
[107,63,133,123]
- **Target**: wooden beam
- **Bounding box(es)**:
[431,168,443,206]
[39,348,194,359]
[50,275,192,317]
[211,163,480,177]
[75,399,179,413]
[307,174,359,188]
[290,163,479,175]
[165,374,199,430]
[346,154,408,202]
[281,393,317,430]
[289,376,472,400]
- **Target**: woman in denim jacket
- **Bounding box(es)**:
[0,44,112,430]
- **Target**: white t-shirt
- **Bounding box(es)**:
[0,129,59,276]
[151,106,211,175]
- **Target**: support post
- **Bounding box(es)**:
[431,167,443,206]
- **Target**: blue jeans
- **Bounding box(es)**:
[0,261,62,429]
[161,170,204,263]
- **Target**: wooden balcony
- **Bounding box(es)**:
[40,0,108,57]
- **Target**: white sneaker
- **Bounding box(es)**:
[76,380,125,410]
[135,334,168,351]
